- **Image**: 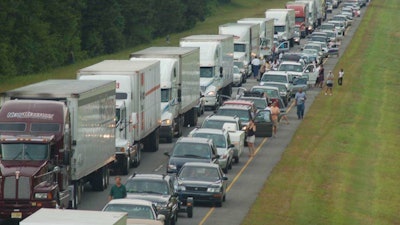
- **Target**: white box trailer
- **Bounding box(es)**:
[237,18,275,60]
[265,9,296,47]
[296,0,318,30]
[0,80,116,210]
[20,208,127,225]
[180,35,234,110]
[219,23,260,64]
[78,60,161,174]
[129,47,200,142]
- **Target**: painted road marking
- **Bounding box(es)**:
[199,137,268,225]
[154,164,163,172]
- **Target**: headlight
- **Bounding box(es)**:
[207,187,221,192]
[34,193,51,199]
[161,119,172,126]
[206,91,216,97]
[178,186,186,191]
[156,202,169,211]
[242,126,247,131]
[259,82,265,85]
[168,164,177,170]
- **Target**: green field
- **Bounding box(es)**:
[242,1,400,224]
[0,0,287,92]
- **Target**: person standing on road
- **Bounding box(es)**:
[295,88,307,119]
[270,101,280,137]
[251,56,261,79]
[325,71,334,95]
[108,176,127,201]
[246,119,256,157]
[317,64,325,88]
[338,68,344,86]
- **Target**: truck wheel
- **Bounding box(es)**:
[146,128,159,152]
[91,167,106,191]
[132,148,141,168]
[72,181,83,209]
[190,108,198,126]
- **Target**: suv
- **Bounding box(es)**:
[189,128,234,173]
[261,82,290,106]
[164,137,219,174]
[201,115,245,163]
[215,104,253,127]
[125,174,178,225]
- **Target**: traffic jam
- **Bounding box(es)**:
[0,0,370,224]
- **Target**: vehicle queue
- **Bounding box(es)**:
[2,1,370,225]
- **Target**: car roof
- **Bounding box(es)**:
[205,114,240,122]
[263,71,289,76]
[239,96,266,101]
[218,104,252,110]
[182,162,221,168]
[127,173,171,181]
[252,85,280,91]
[279,61,302,65]
[177,136,211,144]
[107,198,154,206]
[223,100,254,106]
[262,82,288,88]
[191,128,227,136]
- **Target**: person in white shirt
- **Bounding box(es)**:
[251,56,261,79]
[338,68,344,86]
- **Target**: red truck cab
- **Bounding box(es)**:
[0,100,70,220]
[286,3,309,38]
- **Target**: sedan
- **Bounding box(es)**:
[177,162,228,207]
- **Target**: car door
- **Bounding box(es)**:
[254,110,273,137]
[303,64,318,86]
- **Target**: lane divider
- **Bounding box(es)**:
[198,137,268,225]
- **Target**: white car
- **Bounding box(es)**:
[232,65,243,87]
[102,199,165,225]
[201,115,245,163]
[189,128,234,173]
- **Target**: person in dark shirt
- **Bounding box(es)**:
[246,119,256,157]
[108,176,127,201]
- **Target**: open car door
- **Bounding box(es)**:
[303,64,318,87]
[254,109,273,137]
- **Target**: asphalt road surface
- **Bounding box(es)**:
[2,3,369,225]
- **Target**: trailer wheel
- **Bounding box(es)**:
[132,147,141,168]
[146,128,159,152]
[91,167,106,191]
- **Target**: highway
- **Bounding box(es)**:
[3,3,369,225]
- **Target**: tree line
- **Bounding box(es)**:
[0,0,230,77]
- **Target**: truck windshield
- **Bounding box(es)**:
[161,89,170,103]
[116,92,128,100]
[0,122,26,132]
[274,26,285,33]
[1,143,49,160]
[234,44,246,53]
[200,67,214,78]
[31,123,60,132]
[295,18,305,23]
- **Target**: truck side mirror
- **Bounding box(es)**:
[177,89,182,102]
[219,67,223,78]
[63,150,70,165]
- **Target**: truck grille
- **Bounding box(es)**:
[186,186,207,192]
[4,176,31,199]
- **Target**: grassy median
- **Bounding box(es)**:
[0,0,288,92]
[242,1,400,224]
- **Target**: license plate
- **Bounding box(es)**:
[11,212,22,219]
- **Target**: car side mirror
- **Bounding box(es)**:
[229,144,235,148]
[214,155,220,159]
[157,214,166,221]
[164,152,171,157]
[222,176,228,180]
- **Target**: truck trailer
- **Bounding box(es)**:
[237,18,275,60]
[180,35,234,110]
[129,47,201,143]
[78,60,161,175]
[0,80,116,218]
[265,9,296,47]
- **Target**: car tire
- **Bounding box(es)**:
[234,156,239,164]
[216,201,222,207]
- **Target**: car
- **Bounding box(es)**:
[307,41,329,58]
[176,162,228,207]
[291,76,309,97]
[215,104,254,127]
[328,20,346,36]
[253,109,273,137]
[280,52,306,64]
[124,173,180,225]
[189,128,234,173]
[164,137,219,174]
[326,2,333,13]
[250,86,285,111]
[293,25,301,44]
[221,99,258,116]
[201,114,245,163]
[234,60,250,80]
[303,42,326,58]
[332,15,351,27]
[102,199,165,225]
[236,91,268,110]
[261,82,290,106]
[260,71,293,94]
[278,61,305,75]
[232,65,244,87]
[301,49,322,65]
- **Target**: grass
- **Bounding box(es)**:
[242,0,400,224]
[0,0,287,92]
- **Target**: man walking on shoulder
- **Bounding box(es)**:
[108,176,127,201]
[295,88,307,119]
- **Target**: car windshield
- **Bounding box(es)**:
[278,64,303,72]
[293,78,308,85]
[179,166,220,181]
[103,204,155,220]
[202,120,236,130]
[125,180,169,195]
[320,24,335,30]
[216,108,250,123]
[0,143,49,160]
[264,84,287,93]
[234,43,246,52]
[311,36,327,43]
[192,133,226,148]
[261,75,288,83]
[274,26,285,33]
[233,66,240,73]
[252,99,267,109]
[234,61,244,68]
[200,67,214,78]
[172,142,211,158]
[161,89,170,103]
[304,45,321,51]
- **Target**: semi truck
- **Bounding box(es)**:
[180,35,234,110]
[129,47,200,143]
[218,23,260,64]
[265,9,296,47]
[20,208,127,225]
[237,18,275,60]
[78,60,161,175]
[295,0,317,32]
[0,80,116,218]
[286,1,310,37]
